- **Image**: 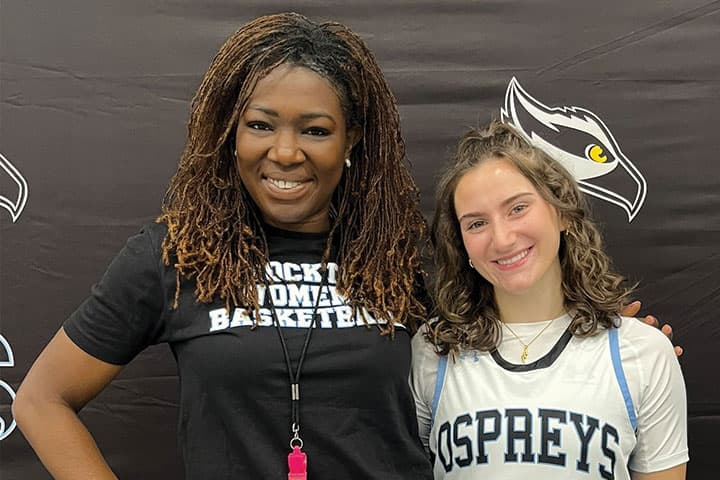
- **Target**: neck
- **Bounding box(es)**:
[495,261,566,324]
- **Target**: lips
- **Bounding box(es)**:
[494,247,532,269]
[266,177,303,190]
[261,175,312,198]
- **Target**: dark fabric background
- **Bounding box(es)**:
[1,1,718,478]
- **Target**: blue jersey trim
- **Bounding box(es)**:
[609,327,638,431]
[431,355,448,426]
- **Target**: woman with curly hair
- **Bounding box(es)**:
[412,120,688,479]
[14,13,431,479]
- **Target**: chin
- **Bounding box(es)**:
[496,278,536,296]
[266,208,327,232]
[498,287,530,297]
[265,206,303,222]
[266,214,302,229]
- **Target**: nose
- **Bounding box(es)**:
[490,220,517,251]
[268,128,304,165]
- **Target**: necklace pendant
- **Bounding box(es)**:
[520,346,528,363]
[288,446,307,480]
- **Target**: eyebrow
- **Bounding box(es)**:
[247,106,336,123]
[457,192,534,222]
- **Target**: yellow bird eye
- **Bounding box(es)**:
[586,144,607,163]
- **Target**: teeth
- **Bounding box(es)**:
[268,178,302,189]
[497,249,529,266]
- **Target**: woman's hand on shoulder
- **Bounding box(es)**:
[621,301,683,357]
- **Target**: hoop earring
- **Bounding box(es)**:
[469,258,475,269]
[345,158,351,168]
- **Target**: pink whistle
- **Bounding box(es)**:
[288,446,307,480]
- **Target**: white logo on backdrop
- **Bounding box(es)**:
[0,151,27,439]
[501,77,647,222]
[0,335,17,440]
[0,152,29,222]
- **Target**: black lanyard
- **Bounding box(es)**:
[264,269,329,449]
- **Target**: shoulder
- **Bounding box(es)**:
[411,322,443,378]
[411,322,437,357]
[115,221,168,264]
[142,220,168,239]
[410,321,444,409]
[616,318,688,471]
[93,221,172,292]
[613,316,683,396]
[615,315,675,355]
[134,221,168,251]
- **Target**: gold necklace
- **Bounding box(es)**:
[502,318,558,363]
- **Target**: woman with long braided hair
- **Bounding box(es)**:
[14,13,431,479]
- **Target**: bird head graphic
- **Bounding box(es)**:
[500,77,647,222]
[0,335,17,441]
[0,152,29,223]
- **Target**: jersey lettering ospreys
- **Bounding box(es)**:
[411,314,688,480]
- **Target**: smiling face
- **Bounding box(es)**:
[454,157,564,300]
[234,64,359,233]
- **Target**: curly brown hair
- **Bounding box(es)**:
[157,13,427,333]
[429,120,634,354]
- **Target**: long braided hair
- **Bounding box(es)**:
[429,121,634,354]
[157,13,427,333]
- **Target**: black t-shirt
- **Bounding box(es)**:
[64,222,432,479]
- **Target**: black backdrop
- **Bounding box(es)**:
[1,1,718,478]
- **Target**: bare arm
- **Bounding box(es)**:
[632,464,686,480]
[12,328,124,479]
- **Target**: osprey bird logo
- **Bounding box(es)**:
[0,335,17,441]
[501,77,647,221]
[0,152,29,223]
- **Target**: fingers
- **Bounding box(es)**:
[661,324,673,339]
[659,324,683,357]
[622,303,683,357]
[621,300,641,317]
[642,315,660,329]
[661,325,683,357]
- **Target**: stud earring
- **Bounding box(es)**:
[345,157,351,168]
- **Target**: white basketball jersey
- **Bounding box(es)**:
[411,315,688,479]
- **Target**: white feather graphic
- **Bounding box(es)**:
[0,335,16,441]
[501,77,647,222]
[0,152,29,223]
